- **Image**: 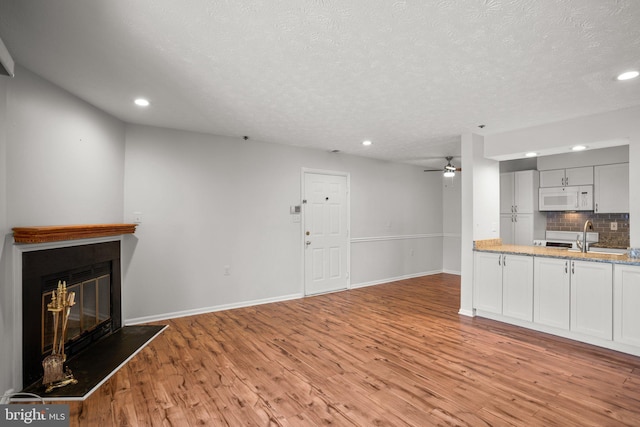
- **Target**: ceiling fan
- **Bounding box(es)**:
[424,156,461,177]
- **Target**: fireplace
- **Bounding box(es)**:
[22,241,122,387]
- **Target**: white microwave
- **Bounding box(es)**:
[539,185,593,211]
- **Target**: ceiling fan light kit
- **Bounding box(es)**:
[423,156,461,177]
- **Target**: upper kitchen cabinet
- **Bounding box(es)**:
[539,166,593,188]
[500,170,538,213]
[594,163,629,213]
[500,170,545,245]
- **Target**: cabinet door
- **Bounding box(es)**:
[539,169,565,187]
[500,173,515,214]
[594,163,629,213]
[565,166,593,186]
[571,260,613,340]
[534,257,570,329]
[614,265,640,346]
[514,171,536,213]
[513,214,534,246]
[500,214,514,245]
[474,252,503,314]
[502,254,534,321]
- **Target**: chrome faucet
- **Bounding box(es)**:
[576,220,593,253]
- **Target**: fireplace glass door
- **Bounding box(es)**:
[41,274,111,355]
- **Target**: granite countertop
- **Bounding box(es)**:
[474,240,640,266]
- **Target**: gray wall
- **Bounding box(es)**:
[123,124,446,322]
[0,67,126,393]
[0,72,10,397]
[442,174,461,274]
[1,67,458,393]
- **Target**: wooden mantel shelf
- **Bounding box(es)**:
[13,224,137,244]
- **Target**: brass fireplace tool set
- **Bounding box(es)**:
[42,280,78,392]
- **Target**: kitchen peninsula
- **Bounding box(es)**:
[473,239,640,357]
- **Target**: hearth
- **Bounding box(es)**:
[22,241,122,388]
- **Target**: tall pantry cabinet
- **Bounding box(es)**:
[500,170,546,245]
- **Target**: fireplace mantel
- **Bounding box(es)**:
[13,224,137,244]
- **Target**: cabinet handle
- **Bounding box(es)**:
[514,205,518,213]
[566,177,569,186]
[595,203,598,213]
[564,261,568,273]
[503,255,506,266]
[511,205,514,213]
[571,261,575,274]
[498,255,501,266]
[514,215,517,222]
[561,177,565,186]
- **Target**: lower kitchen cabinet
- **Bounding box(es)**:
[614,264,640,346]
[502,254,534,321]
[474,252,533,318]
[474,252,503,314]
[570,260,613,340]
[475,250,638,357]
[534,257,570,330]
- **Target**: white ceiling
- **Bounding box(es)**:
[1,0,639,170]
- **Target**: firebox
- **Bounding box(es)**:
[22,241,122,388]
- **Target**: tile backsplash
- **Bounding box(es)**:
[545,211,630,248]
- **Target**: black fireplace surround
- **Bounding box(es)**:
[22,241,122,387]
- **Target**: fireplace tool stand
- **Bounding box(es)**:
[42,281,78,393]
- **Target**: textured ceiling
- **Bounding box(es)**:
[0,0,639,169]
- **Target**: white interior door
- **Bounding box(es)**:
[303,172,349,295]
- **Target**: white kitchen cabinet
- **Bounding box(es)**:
[500,170,537,213]
[500,170,545,245]
[539,166,593,187]
[474,252,503,314]
[594,163,629,213]
[570,260,613,340]
[474,252,533,319]
[499,214,514,245]
[614,264,640,347]
[534,257,570,330]
[502,254,534,321]
[501,213,538,246]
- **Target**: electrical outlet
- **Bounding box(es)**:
[610,221,618,231]
[133,212,143,224]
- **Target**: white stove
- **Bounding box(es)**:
[533,230,599,250]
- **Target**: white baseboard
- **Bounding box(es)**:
[127,271,457,325]
[458,308,475,317]
[125,293,303,325]
[442,269,461,276]
[350,270,442,289]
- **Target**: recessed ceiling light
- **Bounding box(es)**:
[362,140,372,146]
[572,145,587,151]
[617,71,639,81]
[134,98,150,107]
[525,152,538,157]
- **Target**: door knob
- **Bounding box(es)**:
[306,241,311,246]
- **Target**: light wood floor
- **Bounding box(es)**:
[64,274,640,426]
